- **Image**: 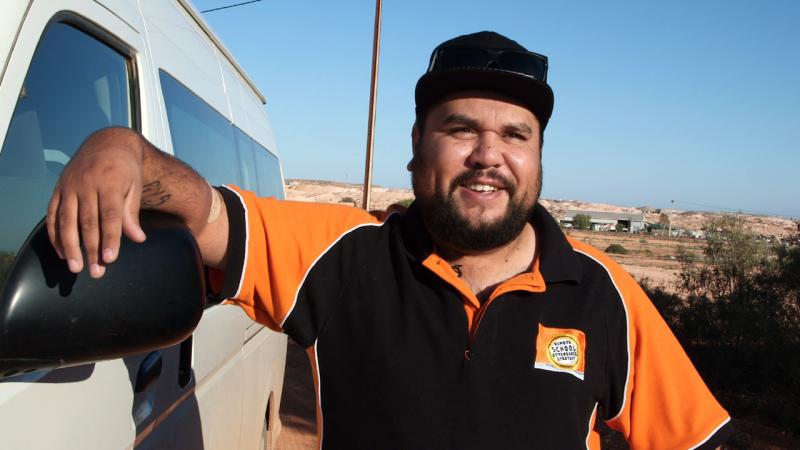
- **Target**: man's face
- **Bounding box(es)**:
[409,92,542,252]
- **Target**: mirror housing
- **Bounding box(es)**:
[0,211,205,378]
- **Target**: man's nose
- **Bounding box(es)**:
[467,132,503,169]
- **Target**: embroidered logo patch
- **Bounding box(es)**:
[534,324,586,380]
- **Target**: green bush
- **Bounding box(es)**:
[340,196,355,204]
[649,216,800,436]
[605,243,628,254]
[573,214,591,230]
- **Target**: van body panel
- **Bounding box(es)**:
[219,52,282,180]
[174,0,266,105]
[91,0,168,147]
[0,1,31,87]
[93,0,143,32]
[219,54,251,132]
[0,0,289,448]
[187,305,253,447]
[242,88,281,158]
[240,327,289,449]
[140,0,231,124]
[0,361,137,449]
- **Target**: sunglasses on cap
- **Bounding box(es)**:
[427,47,549,83]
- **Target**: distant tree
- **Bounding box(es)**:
[573,214,591,230]
[670,214,798,352]
[650,217,800,435]
[679,216,768,300]
[340,196,355,204]
[615,223,625,232]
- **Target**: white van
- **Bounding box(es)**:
[0,0,288,448]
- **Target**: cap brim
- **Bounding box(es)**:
[415,68,554,129]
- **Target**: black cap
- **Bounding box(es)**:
[415,31,554,130]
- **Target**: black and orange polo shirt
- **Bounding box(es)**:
[212,185,732,449]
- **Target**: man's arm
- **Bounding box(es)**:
[46,127,229,278]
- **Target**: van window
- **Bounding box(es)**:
[0,22,132,292]
[159,71,241,187]
[252,141,284,199]
[234,126,258,192]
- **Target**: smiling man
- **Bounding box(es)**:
[409,92,543,300]
[48,31,732,449]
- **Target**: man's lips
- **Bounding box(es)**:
[463,182,501,193]
[450,170,514,196]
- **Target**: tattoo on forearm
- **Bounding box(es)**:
[142,180,172,207]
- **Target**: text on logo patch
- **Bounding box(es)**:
[534,324,586,380]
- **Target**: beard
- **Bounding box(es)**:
[411,166,541,252]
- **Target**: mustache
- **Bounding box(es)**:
[449,169,516,195]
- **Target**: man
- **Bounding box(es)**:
[48,31,732,449]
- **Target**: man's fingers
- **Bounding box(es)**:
[78,191,105,278]
[98,189,125,264]
[57,193,83,273]
[122,182,146,243]
[47,189,64,259]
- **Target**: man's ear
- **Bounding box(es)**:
[408,123,421,172]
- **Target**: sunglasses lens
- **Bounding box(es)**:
[433,47,493,71]
[431,48,548,82]
[497,51,548,81]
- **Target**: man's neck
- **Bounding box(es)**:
[434,223,537,303]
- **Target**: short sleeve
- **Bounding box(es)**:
[602,263,733,449]
[209,186,378,333]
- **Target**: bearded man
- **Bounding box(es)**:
[48,31,731,449]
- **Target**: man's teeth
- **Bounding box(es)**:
[467,184,498,192]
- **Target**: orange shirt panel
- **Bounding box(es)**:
[569,238,730,449]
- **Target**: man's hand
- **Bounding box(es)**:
[46,127,228,279]
[47,128,147,278]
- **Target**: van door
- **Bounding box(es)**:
[0,1,173,449]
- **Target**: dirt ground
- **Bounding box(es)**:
[275,340,317,450]
[564,229,707,292]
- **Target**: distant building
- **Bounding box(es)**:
[560,210,646,233]
[689,230,706,239]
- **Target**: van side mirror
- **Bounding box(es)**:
[0,211,205,378]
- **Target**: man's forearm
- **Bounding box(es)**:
[138,138,211,233]
[137,135,230,268]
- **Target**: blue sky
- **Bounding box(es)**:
[192,0,800,218]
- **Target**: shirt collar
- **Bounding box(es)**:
[400,202,582,285]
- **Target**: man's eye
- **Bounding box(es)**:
[451,127,475,136]
[506,132,527,141]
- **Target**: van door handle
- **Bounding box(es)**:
[135,351,163,393]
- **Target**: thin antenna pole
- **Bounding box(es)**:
[361,0,382,210]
